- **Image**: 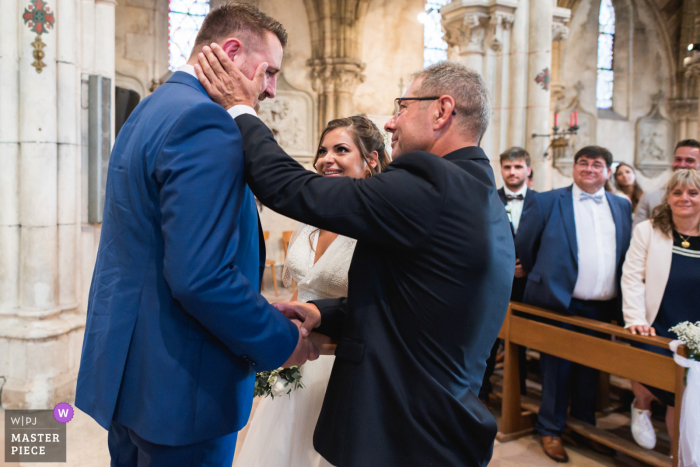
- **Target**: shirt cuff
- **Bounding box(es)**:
[227,105,258,120]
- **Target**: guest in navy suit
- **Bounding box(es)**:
[516,146,632,462]
[480,147,535,402]
[75,5,317,466]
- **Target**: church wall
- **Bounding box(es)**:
[114,0,168,97]
[552,0,674,191]
[354,0,425,116]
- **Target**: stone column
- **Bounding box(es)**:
[507,0,529,149]
[442,4,489,76]
[309,58,365,132]
[0,0,21,316]
[1,0,92,409]
[524,0,553,191]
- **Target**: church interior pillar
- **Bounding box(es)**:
[1,0,89,409]
[524,0,553,191]
[0,0,21,315]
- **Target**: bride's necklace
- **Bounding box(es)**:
[678,232,691,249]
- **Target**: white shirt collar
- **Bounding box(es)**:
[504,184,527,197]
[177,64,197,78]
[572,183,606,200]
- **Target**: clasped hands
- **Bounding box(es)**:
[278,301,332,368]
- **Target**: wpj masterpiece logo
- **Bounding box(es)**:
[4,403,72,462]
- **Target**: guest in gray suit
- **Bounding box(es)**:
[633,139,700,227]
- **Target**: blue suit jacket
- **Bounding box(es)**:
[515,185,632,314]
[75,72,298,446]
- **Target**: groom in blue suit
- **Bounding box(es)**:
[75,5,315,466]
[516,146,632,462]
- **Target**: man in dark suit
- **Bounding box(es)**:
[195,51,514,466]
[75,6,317,466]
[480,147,535,402]
[516,146,633,462]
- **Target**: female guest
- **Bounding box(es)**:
[615,163,644,212]
[234,116,390,467]
[621,169,700,450]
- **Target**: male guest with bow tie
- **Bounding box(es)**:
[480,147,534,403]
[516,146,632,462]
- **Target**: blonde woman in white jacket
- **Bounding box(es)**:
[621,169,700,452]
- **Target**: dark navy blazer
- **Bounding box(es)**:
[498,187,536,301]
[235,114,515,467]
[75,72,298,446]
[515,185,632,314]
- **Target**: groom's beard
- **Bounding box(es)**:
[256,92,270,113]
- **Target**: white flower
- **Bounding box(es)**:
[271,380,287,398]
[298,365,304,376]
[267,374,278,386]
[505,205,512,213]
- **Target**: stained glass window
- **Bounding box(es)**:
[419,0,450,68]
[596,0,615,109]
[169,0,210,71]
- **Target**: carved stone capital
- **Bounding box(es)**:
[443,13,489,55]
[668,98,699,120]
[552,6,571,42]
[489,12,515,52]
[552,23,570,42]
[308,58,366,95]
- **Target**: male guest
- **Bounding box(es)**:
[480,147,534,402]
[517,146,632,462]
[633,139,700,227]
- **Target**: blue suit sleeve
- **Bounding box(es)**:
[515,193,545,274]
[155,102,298,371]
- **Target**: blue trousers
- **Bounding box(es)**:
[535,298,616,437]
[108,421,237,467]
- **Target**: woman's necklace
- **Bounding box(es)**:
[678,232,691,249]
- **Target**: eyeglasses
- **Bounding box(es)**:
[393,97,458,117]
[575,160,607,171]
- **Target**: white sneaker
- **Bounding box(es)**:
[630,399,656,449]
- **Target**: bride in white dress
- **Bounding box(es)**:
[235,116,390,467]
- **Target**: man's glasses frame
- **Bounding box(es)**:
[394,97,458,117]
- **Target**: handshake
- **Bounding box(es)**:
[275,301,336,368]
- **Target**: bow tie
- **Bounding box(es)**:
[506,194,524,201]
[580,192,604,204]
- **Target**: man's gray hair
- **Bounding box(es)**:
[412,61,491,141]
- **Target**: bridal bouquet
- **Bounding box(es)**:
[254,366,304,399]
[669,321,700,467]
[670,321,700,360]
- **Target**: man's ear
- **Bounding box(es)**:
[434,95,456,130]
[220,38,243,62]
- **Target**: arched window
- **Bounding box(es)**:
[420,0,450,68]
[169,0,210,71]
[596,0,615,109]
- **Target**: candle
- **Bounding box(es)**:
[574,110,578,126]
[554,113,558,127]
[569,112,574,127]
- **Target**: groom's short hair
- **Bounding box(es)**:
[193,3,288,50]
[411,61,491,142]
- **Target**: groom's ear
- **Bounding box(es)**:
[220,38,243,61]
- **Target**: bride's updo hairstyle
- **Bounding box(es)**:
[313,116,392,177]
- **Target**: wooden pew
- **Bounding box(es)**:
[497,301,689,467]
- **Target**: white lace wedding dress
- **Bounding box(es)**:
[234,224,356,467]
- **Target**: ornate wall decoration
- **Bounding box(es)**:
[635,92,675,177]
[535,68,550,91]
[22,0,55,73]
[258,73,316,164]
